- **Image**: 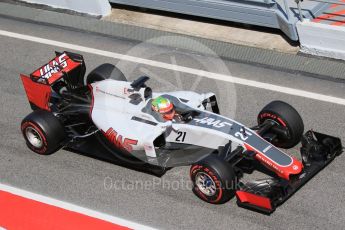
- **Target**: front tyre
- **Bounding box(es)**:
[258,101,304,149]
[21,110,65,155]
[190,156,236,204]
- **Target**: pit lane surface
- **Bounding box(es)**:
[0,17,345,229]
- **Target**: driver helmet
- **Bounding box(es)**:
[152,96,176,120]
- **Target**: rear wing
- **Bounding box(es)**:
[20,51,86,111]
[20,75,51,111]
[30,51,85,85]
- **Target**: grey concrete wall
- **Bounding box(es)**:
[109,0,300,41]
[20,0,111,16]
[297,19,345,60]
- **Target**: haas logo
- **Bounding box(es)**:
[39,53,68,79]
[193,117,233,128]
[104,128,138,152]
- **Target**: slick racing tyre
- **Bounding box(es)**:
[258,101,304,149]
[21,110,65,155]
[86,63,127,84]
[190,155,236,204]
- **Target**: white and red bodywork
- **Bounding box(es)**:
[89,79,303,180]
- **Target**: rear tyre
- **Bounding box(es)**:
[86,63,126,84]
[190,155,237,204]
[21,110,65,155]
[258,101,304,149]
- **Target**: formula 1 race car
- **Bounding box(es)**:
[20,51,343,214]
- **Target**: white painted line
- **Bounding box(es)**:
[0,183,156,230]
[0,29,345,106]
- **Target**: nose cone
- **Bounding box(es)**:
[255,152,303,180]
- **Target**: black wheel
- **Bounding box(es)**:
[21,110,65,155]
[86,63,126,84]
[190,155,237,204]
[258,101,304,149]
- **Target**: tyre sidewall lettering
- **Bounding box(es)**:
[260,112,286,127]
[191,164,223,203]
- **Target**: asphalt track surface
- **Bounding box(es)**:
[0,17,345,229]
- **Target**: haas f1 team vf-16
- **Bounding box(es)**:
[20,51,342,214]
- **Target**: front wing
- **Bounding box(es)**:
[236,130,343,214]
